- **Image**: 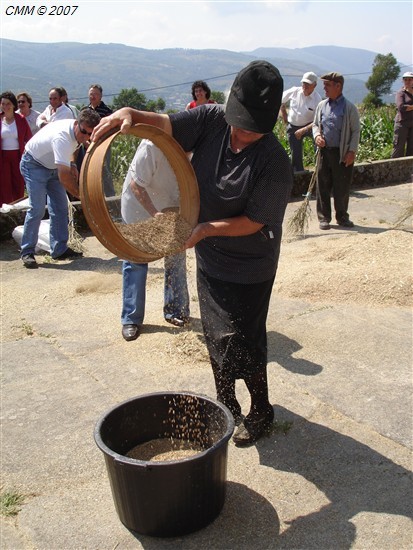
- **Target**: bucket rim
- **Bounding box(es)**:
[94,390,235,465]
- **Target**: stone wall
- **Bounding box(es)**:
[291,156,413,198]
[1,157,412,240]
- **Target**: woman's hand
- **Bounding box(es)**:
[183,224,205,249]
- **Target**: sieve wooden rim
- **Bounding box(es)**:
[79,124,200,263]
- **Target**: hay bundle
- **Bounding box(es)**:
[67,199,84,252]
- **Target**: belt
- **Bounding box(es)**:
[324,146,339,150]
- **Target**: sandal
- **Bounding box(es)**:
[233,407,274,447]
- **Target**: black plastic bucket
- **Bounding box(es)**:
[94,391,234,537]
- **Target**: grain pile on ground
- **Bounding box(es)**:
[169,330,210,364]
[277,229,412,307]
[115,212,192,256]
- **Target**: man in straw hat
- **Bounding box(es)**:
[312,72,360,230]
[92,60,293,446]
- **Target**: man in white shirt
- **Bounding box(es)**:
[36,87,75,129]
[120,139,190,341]
[19,108,101,268]
[281,72,322,172]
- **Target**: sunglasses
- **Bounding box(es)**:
[78,124,93,136]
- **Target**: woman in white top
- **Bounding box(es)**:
[16,92,41,135]
[0,91,32,205]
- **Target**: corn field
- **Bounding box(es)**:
[110,135,142,195]
[110,105,397,189]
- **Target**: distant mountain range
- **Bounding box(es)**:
[1,39,407,110]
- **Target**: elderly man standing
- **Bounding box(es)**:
[36,87,75,129]
[19,108,101,268]
[312,72,360,230]
[280,72,321,172]
[85,84,115,196]
[88,84,113,117]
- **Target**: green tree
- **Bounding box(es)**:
[112,87,165,112]
[147,98,166,112]
[363,53,400,107]
[211,90,226,104]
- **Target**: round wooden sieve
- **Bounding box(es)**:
[79,124,200,263]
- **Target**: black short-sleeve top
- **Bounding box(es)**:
[170,104,293,284]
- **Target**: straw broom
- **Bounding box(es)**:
[391,202,413,230]
[286,148,321,238]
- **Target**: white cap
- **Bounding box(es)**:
[301,72,318,85]
[402,71,413,78]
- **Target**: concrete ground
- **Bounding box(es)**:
[1,182,412,549]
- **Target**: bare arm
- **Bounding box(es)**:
[57,164,79,198]
[280,104,288,123]
[91,107,172,141]
[184,215,264,249]
[36,111,48,129]
[295,122,313,140]
[130,179,159,217]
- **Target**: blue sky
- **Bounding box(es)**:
[1,1,412,66]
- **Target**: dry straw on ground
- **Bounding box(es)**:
[392,202,413,229]
[278,229,412,308]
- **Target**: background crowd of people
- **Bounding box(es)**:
[1,71,412,207]
[1,64,412,445]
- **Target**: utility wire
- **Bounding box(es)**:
[31,64,413,106]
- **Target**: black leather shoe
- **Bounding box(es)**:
[337,219,354,228]
[22,253,38,269]
[165,314,189,328]
[233,406,274,447]
[53,247,83,260]
[122,324,141,341]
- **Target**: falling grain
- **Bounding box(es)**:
[115,212,193,256]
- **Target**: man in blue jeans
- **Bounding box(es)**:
[19,108,101,268]
[120,139,190,341]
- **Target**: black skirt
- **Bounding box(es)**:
[197,268,275,379]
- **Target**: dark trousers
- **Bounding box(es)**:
[197,268,274,416]
[287,123,314,172]
[391,123,413,158]
[316,148,354,223]
[197,268,274,380]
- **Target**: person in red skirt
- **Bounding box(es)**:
[1,91,32,205]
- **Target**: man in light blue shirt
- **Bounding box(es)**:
[312,72,360,230]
